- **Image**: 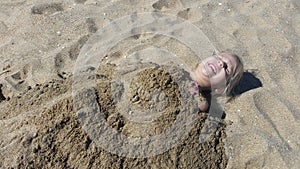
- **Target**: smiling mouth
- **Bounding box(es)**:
[209,63,217,74]
[203,63,217,77]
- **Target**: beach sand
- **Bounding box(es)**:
[1,0,300,168]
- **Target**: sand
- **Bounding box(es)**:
[1,0,300,168]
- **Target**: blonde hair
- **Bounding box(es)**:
[223,53,244,96]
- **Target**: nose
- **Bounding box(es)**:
[218,60,223,67]
[217,59,224,67]
[218,59,227,69]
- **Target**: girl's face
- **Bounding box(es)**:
[191,53,238,92]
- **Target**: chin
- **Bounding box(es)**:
[190,66,212,88]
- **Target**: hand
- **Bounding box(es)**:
[198,100,209,112]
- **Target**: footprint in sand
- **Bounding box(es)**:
[152,0,179,10]
[68,35,90,61]
[3,64,31,93]
[31,3,64,15]
[86,18,98,33]
[177,8,190,20]
[54,53,65,70]
[52,35,90,75]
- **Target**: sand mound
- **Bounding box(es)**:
[0,63,227,168]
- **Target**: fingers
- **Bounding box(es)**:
[198,100,209,112]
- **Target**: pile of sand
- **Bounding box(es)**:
[1,62,227,168]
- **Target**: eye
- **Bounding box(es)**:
[226,68,231,75]
[217,55,232,75]
[222,61,231,74]
[223,62,228,69]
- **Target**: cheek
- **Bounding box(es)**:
[210,72,227,87]
[195,64,205,79]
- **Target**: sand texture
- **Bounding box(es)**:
[1,0,300,168]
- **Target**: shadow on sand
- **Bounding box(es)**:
[233,71,263,96]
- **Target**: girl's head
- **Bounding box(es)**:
[191,53,244,95]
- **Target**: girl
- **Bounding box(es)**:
[189,53,244,111]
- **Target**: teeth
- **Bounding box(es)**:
[210,64,216,74]
[204,63,216,77]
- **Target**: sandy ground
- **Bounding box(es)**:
[1,0,300,168]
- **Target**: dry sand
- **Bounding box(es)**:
[1,0,300,168]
